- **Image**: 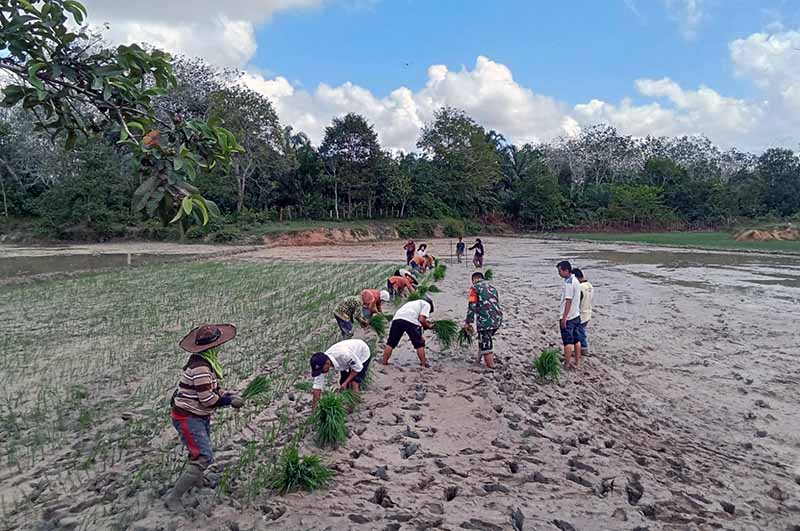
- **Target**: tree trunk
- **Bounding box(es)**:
[334,171,340,220]
[0,177,7,218]
[400,200,406,218]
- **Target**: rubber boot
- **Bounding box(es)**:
[164,462,204,511]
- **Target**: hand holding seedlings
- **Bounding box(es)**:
[309,339,372,411]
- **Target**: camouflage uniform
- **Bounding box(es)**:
[466,280,503,354]
[334,296,368,338]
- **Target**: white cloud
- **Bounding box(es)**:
[82,0,323,66]
[244,56,574,151]
[664,0,707,39]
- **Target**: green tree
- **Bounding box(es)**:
[608,184,671,226]
[757,148,800,217]
[0,0,243,232]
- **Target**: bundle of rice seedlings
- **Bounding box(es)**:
[426,284,441,293]
[433,263,447,281]
[339,389,362,410]
[483,268,494,281]
[268,445,334,495]
[369,313,388,337]
[311,392,348,448]
[431,319,458,350]
[534,348,561,382]
[241,375,269,400]
[457,327,474,348]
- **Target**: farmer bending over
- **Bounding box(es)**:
[410,254,427,274]
[165,324,243,510]
[361,288,390,319]
[381,296,434,367]
[464,272,503,369]
[388,274,416,299]
[309,338,372,409]
[334,295,369,338]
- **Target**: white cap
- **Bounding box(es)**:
[380,290,390,302]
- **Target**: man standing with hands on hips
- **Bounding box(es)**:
[557,261,582,370]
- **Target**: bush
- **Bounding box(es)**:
[534,348,560,382]
[210,225,242,243]
[396,219,438,238]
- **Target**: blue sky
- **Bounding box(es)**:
[87,0,800,151]
[254,0,796,104]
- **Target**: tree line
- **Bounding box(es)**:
[2,56,799,240]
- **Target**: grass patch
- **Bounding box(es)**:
[268,446,334,495]
[546,231,800,253]
[534,348,561,382]
[431,319,459,350]
[311,392,348,448]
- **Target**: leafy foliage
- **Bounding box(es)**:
[534,349,561,382]
[483,269,494,281]
[432,263,447,281]
[268,446,334,495]
[369,313,388,337]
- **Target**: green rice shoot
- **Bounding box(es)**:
[369,313,388,337]
[431,319,459,350]
[484,268,494,281]
[433,263,447,281]
[311,392,348,448]
[241,375,269,400]
[535,348,561,382]
[268,445,334,495]
[457,328,474,348]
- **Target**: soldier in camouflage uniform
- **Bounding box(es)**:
[464,271,503,369]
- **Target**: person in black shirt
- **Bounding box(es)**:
[469,238,484,268]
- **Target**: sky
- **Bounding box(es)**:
[81,0,800,153]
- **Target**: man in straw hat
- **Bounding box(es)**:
[165,324,243,510]
[309,338,372,410]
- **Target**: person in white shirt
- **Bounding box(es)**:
[557,260,583,369]
[380,297,434,367]
[309,339,372,410]
[572,268,594,355]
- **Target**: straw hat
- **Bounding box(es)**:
[179,324,237,353]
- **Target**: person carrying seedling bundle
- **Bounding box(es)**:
[381,296,434,368]
[463,272,503,369]
[469,238,485,268]
[334,295,369,338]
[404,239,416,265]
[309,338,372,409]
[361,288,390,319]
[165,324,243,511]
[456,236,466,263]
[388,273,416,299]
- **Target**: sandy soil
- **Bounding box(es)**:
[15,237,800,531]
[165,237,796,531]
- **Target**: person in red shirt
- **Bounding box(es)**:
[361,288,390,319]
[403,240,415,264]
[388,275,415,298]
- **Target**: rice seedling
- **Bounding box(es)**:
[294,381,313,392]
[268,445,334,495]
[431,319,459,350]
[369,313,388,337]
[241,375,269,400]
[310,392,348,448]
[432,263,447,281]
[534,348,561,382]
[339,389,362,410]
[484,268,494,281]
[457,328,474,348]
[407,283,440,301]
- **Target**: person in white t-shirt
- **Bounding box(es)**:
[557,260,583,369]
[309,339,372,410]
[380,297,434,367]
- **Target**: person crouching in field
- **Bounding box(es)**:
[165,324,243,510]
[464,272,503,369]
[309,338,372,410]
[334,295,369,338]
[361,288,390,320]
[381,296,434,368]
[410,253,428,274]
[572,268,593,355]
[557,261,583,369]
[388,271,417,299]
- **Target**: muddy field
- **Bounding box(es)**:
[3,237,799,531]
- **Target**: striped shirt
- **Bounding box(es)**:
[172,355,224,417]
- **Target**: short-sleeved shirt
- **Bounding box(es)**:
[334,296,362,322]
[411,255,426,267]
[560,274,582,321]
[393,299,431,327]
[389,276,413,291]
[312,339,371,390]
[361,289,382,312]
[579,281,593,323]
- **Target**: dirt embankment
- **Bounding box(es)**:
[263,225,401,247]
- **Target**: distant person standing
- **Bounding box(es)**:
[417,243,428,257]
[456,237,466,263]
[572,269,593,355]
[404,240,416,265]
[469,238,485,268]
[557,261,582,369]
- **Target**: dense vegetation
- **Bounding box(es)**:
[2,55,799,241]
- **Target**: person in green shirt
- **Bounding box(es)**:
[334,295,369,338]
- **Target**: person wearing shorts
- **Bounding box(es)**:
[469,238,485,268]
[557,260,583,369]
[463,271,503,369]
[573,268,593,355]
[381,297,434,367]
[309,339,372,409]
